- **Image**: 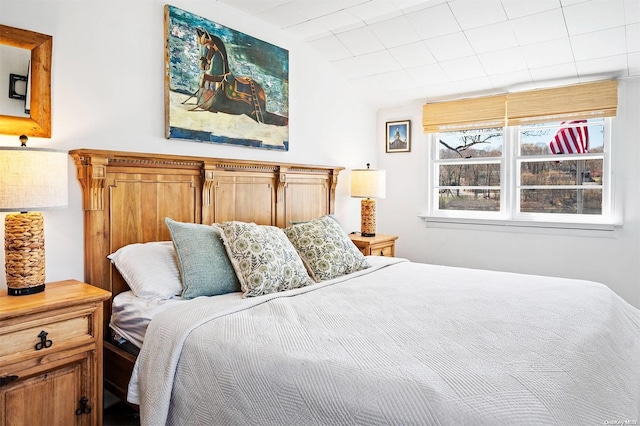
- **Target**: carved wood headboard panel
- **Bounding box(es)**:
[69,149,343,313]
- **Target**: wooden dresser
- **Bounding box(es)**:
[0,280,110,426]
[349,234,398,257]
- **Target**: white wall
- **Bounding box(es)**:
[0,0,375,290]
[376,79,640,308]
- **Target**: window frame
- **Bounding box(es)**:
[426,118,615,228]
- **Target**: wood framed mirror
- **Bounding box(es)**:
[0,25,52,138]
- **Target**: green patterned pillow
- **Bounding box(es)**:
[165,218,241,299]
[284,215,370,282]
[215,221,313,297]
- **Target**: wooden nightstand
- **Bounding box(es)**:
[0,280,110,426]
[349,233,398,257]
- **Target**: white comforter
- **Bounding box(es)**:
[128,257,640,425]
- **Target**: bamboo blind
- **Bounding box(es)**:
[506,80,618,125]
[422,95,506,133]
[422,80,618,133]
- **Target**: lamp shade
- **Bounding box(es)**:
[351,167,386,199]
[0,147,68,211]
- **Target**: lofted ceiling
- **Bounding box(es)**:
[213,0,640,109]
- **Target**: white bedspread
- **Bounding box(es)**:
[128,258,640,425]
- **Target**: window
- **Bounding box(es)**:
[428,118,613,225]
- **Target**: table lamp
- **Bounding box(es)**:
[351,163,386,237]
[0,136,68,295]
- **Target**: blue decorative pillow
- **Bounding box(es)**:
[165,218,240,299]
[215,221,313,297]
[284,215,370,282]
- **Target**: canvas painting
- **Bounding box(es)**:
[165,5,289,150]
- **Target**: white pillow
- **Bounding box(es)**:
[107,241,182,300]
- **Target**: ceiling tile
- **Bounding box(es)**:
[489,69,533,90]
[391,0,446,13]
[308,35,354,61]
[465,21,518,54]
[625,0,640,24]
[627,23,640,52]
[254,5,308,28]
[529,62,579,82]
[336,26,386,55]
[448,0,508,30]
[346,0,402,23]
[560,0,590,5]
[500,0,561,19]
[405,63,450,86]
[423,84,462,102]
[286,19,333,39]
[477,47,528,74]
[570,26,627,61]
[510,9,568,46]
[563,0,626,35]
[389,41,437,68]
[453,77,497,95]
[369,15,422,48]
[425,32,474,61]
[439,55,487,81]
[521,38,574,68]
[283,0,359,21]
[575,54,630,77]
[216,0,277,16]
[373,70,425,91]
[286,10,362,39]
[405,3,461,40]
[628,52,640,75]
[332,50,401,78]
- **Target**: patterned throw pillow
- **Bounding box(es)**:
[284,215,370,282]
[215,221,313,297]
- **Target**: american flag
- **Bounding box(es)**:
[549,120,589,154]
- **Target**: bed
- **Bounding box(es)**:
[70,149,640,425]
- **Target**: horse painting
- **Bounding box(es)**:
[165,5,289,150]
[193,28,288,127]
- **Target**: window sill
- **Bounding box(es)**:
[418,215,620,237]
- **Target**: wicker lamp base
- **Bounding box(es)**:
[5,212,46,295]
[360,198,377,237]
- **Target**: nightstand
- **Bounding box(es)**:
[0,280,110,426]
[349,233,398,257]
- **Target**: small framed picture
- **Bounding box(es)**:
[386,120,411,153]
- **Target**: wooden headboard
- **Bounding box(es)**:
[70,149,343,309]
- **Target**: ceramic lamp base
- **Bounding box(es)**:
[5,212,46,296]
[360,198,377,237]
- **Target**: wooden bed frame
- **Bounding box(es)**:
[69,149,344,404]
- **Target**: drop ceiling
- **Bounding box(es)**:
[214,0,640,109]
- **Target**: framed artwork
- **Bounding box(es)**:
[386,120,411,153]
[164,5,289,150]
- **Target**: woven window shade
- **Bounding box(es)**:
[422,94,506,133]
[506,80,617,125]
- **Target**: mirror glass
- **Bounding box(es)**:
[0,25,52,138]
[0,44,31,118]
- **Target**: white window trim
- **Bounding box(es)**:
[423,118,619,233]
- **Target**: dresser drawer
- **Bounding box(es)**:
[349,234,397,257]
[0,308,94,364]
[369,243,394,257]
[374,244,393,257]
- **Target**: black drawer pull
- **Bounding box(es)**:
[76,396,92,415]
[35,330,53,351]
[0,375,19,387]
